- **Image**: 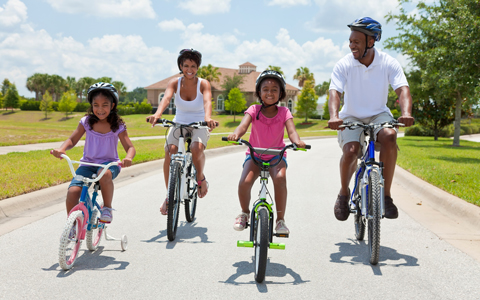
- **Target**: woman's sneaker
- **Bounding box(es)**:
[99,207,113,223]
[275,220,290,235]
[233,213,249,231]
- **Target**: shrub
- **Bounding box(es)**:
[20,100,41,111]
[390,109,401,119]
[74,102,90,112]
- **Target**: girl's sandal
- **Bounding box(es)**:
[160,197,168,215]
[197,176,209,198]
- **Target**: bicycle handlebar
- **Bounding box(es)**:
[339,120,405,130]
[59,153,119,184]
[147,118,218,128]
[222,137,311,168]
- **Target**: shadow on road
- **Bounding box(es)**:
[220,257,310,291]
[41,246,129,277]
[141,221,212,248]
[330,239,419,275]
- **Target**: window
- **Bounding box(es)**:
[288,99,293,112]
[168,95,175,109]
[217,95,224,111]
[158,93,164,106]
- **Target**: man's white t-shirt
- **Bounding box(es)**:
[329,48,408,119]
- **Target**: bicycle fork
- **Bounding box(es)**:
[360,166,385,218]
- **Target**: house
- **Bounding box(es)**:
[145,62,300,114]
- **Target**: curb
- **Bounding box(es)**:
[394,166,480,230]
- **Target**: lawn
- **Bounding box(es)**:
[0,110,333,146]
[397,136,480,206]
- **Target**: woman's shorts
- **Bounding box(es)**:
[243,154,288,169]
[165,127,210,151]
[337,111,398,150]
[68,162,120,189]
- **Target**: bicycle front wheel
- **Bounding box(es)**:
[167,161,182,241]
[184,163,197,222]
[354,169,366,241]
[368,170,382,265]
[59,210,83,270]
[86,209,103,251]
[254,207,269,283]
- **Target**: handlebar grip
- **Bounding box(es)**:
[222,137,228,141]
[305,145,311,149]
[200,121,220,126]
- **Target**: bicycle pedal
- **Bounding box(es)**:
[274,233,289,238]
[237,240,253,248]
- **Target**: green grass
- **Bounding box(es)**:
[0,110,333,146]
[397,136,480,206]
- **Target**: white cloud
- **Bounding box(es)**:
[268,0,310,7]
[158,18,186,31]
[178,0,230,15]
[0,0,27,27]
[46,0,156,18]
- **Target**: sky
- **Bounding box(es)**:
[0,0,416,98]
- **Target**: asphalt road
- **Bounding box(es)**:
[1,138,480,299]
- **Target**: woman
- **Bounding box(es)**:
[147,49,217,215]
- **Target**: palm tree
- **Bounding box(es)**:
[266,65,284,76]
[26,74,44,101]
[197,64,222,83]
[293,67,315,87]
[77,77,96,102]
[315,80,330,98]
[112,81,127,97]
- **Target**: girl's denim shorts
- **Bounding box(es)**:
[68,162,120,188]
[243,154,288,168]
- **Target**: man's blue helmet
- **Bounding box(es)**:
[348,17,382,42]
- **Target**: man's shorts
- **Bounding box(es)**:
[68,162,120,189]
[338,111,397,151]
[165,127,210,151]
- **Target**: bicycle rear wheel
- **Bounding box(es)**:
[254,207,269,283]
[167,161,182,241]
[86,209,103,251]
[367,170,381,265]
[184,163,197,222]
[59,210,83,270]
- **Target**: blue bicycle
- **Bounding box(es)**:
[57,154,127,270]
[339,120,404,265]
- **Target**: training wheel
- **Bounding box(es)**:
[121,234,128,251]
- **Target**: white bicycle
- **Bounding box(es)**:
[151,119,213,241]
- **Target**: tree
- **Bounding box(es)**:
[221,74,245,113]
[112,81,127,98]
[225,88,246,122]
[58,90,77,119]
[26,73,45,101]
[1,78,11,97]
[96,76,113,84]
[266,65,284,76]
[295,80,317,122]
[77,77,96,102]
[197,64,222,83]
[386,0,480,146]
[124,87,147,103]
[293,67,315,87]
[40,91,54,119]
[4,83,20,112]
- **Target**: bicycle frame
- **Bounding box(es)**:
[62,155,118,236]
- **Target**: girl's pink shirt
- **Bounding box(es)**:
[245,105,293,160]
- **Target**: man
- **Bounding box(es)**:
[328,17,415,221]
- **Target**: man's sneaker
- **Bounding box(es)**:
[99,207,113,223]
[384,196,398,219]
[275,220,290,235]
[334,189,350,221]
[233,213,249,231]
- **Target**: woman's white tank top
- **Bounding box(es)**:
[173,77,205,124]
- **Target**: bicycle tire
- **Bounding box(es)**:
[354,169,366,241]
[167,161,182,241]
[184,163,197,222]
[254,207,269,283]
[59,210,83,270]
[86,209,103,251]
[368,170,382,265]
